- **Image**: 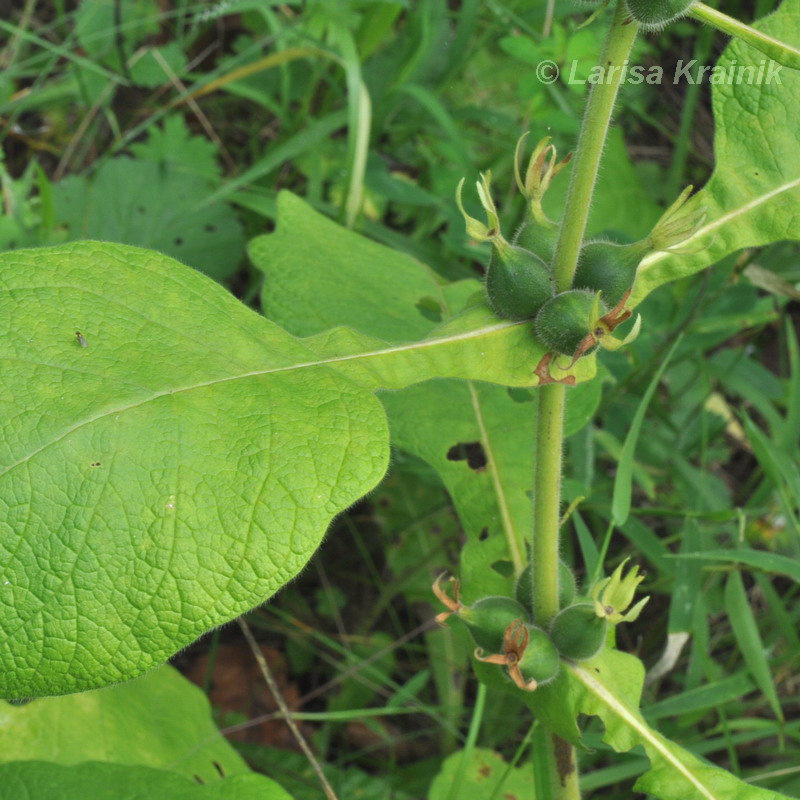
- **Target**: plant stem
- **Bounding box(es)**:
[532,382,565,627]
[532,6,639,799]
[549,1,639,292]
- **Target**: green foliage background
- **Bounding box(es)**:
[0,1,799,798]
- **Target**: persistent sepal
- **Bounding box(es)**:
[475,618,560,691]
[433,574,531,653]
[512,135,571,263]
[590,558,650,624]
[456,173,501,243]
[647,185,707,254]
[514,134,572,226]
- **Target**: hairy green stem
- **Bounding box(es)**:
[532,6,639,799]
[532,382,565,627]
[550,1,639,292]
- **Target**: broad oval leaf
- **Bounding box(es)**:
[0,242,389,696]
[0,666,249,781]
[633,2,800,306]
[1,239,595,697]
[0,762,291,800]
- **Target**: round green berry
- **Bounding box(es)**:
[486,241,554,321]
[516,625,561,685]
[535,289,607,358]
[572,240,645,307]
[625,0,697,30]
[549,603,608,661]
[458,596,530,653]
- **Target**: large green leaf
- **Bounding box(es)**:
[0,762,291,800]
[383,380,532,598]
[0,666,247,781]
[633,2,800,306]
[0,242,388,696]
[297,304,594,390]
[567,651,789,800]
[477,646,791,798]
[0,240,594,696]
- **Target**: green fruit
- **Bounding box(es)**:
[572,240,646,307]
[534,289,607,358]
[516,625,561,685]
[514,566,534,613]
[486,241,553,321]
[512,218,558,266]
[458,596,529,653]
[549,603,608,661]
[558,561,576,608]
[625,0,697,29]
[515,560,575,615]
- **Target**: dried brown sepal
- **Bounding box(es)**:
[433,573,462,625]
[503,619,539,691]
[557,289,636,368]
[473,617,539,692]
[598,289,633,334]
[535,352,576,386]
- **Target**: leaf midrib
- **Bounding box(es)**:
[640,176,800,273]
[1,318,523,479]
[570,663,719,800]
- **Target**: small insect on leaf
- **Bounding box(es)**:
[75,331,88,348]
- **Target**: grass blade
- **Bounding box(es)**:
[724,570,784,727]
[612,335,683,525]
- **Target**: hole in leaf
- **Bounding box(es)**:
[507,387,535,404]
[205,224,216,232]
[446,441,487,471]
[213,761,225,777]
[415,296,442,323]
[174,237,183,245]
[491,560,514,578]
[478,527,489,541]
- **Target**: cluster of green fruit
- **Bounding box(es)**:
[458,135,705,365]
[434,560,649,692]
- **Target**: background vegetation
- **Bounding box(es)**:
[1,1,799,797]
